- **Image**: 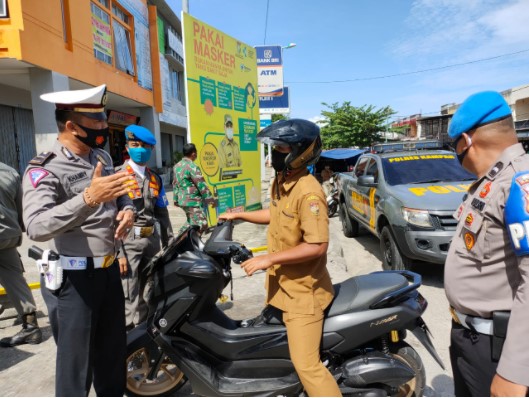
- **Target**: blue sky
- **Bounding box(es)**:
[168,0,529,124]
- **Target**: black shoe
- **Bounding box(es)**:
[0,325,42,347]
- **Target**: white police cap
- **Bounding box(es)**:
[40,84,108,120]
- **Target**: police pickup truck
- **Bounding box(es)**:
[336,140,476,270]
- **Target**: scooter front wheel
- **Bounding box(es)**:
[126,337,186,396]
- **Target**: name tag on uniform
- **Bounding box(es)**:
[67,171,88,184]
[471,198,486,212]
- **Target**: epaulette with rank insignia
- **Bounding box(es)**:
[29,151,55,166]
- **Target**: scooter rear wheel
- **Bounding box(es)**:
[390,343,425,397]
[126,341,186,396]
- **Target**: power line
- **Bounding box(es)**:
[286,49,529,84]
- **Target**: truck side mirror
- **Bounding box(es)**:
[358,175,377,187]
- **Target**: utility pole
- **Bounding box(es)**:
[182,0,189,13]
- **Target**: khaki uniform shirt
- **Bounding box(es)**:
[218,137,241,168]
[22,141,133,257]
[445,143,529,385]
[266,168,334,315]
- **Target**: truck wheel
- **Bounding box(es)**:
[339,204,359,237]
[380,226,412,270]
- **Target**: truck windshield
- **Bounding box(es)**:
[381,153,476,186]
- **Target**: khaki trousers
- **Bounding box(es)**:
[283,306,342,397]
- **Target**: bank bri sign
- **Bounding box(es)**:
[255,45,284,97]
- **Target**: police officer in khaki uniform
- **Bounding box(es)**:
[22,84,135,397]
[445,91,529,396]
[218,114,241,168]
[220,119,341,397]
[0,161,42,347]
[117,124,173,330]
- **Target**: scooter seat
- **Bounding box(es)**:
[327,272,408,317]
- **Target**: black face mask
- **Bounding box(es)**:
[74,124,109,149]
[271,150,289,172]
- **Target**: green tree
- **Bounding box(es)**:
[319,102,396,149]
[272,114,287,122]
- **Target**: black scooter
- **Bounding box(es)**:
[125,221,444,397]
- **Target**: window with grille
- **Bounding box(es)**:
[170,69,178,99]
[177,71,186,105]
[90,0,135,77]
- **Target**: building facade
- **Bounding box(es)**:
[397,84,529,148]
[0,0,186,179]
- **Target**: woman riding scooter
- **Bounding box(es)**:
[219,119,341,397]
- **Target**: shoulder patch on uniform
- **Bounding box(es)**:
[28,168,49,188]
[29,152,55,166]
[516,173,529,188]
[309,202,320,216]
[306,194,320,201]
[505,171,529,256]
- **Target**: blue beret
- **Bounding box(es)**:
[448,91,511,140]
[124,125,156,145]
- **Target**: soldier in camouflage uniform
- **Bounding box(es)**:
[173,143,217,234]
